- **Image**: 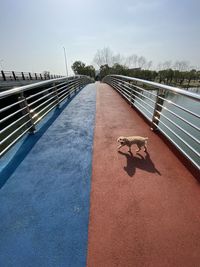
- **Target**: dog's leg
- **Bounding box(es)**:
[117,144,124,150]
[144,140,147,152]
[128,145,131,152]
[136,145,141,152]
[144,144,147,152]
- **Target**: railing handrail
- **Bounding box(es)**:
[1,75,92,157]
[109,75,200,101]
[103,74,200,171]
[0,76,83,99]
[0,70,64,82]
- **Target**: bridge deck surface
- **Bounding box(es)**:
[0,84,96,267]
[0,82,200,267]
[87,82,200,267]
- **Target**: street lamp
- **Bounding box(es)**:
[63,47,68,77]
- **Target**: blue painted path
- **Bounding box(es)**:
[0,84,96,267]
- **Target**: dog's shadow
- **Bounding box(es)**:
[118,151,161,177]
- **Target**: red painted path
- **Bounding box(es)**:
[87,83,200,267]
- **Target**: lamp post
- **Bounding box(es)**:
[63,47,68,77]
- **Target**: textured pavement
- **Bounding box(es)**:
[0,84,96,267]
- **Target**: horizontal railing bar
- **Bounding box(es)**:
[32,99,58,119]
[58,91,70,101]
[155,123,200,171]
[156,110,200,144]
[0,99,24,113]
[130,98,152,121]
[110,82,130,100]
[131,84,158,98]
[27,79,79,100]
[60,80,80,90]
[1,119,32,145]
[132,94,155,110]
[31,95,56,113]
[109,75,200,101]
[56,80,80,93]
[112,76,200,120]
[111,77,158,98]
[26,85,58,100]
[157,95,200,119]
[29,80,79,105]
[33,101,59,125]
[0,106,27,123]
[0,113,29,134]
[0,77,92,156]
[111,80,155,110]
[155,118,200,157]
[0,125,33,157]
[58,91,73,102]
[112,80,131,96]
[57,86,75,99]
[28,90,56,107]
[105,75,200,170]
[58,83,81,101]
[156,103,200,132]
[0,76,83,99]
[131,98,153,117]
[109,80,153,117]
[116,77,200,135]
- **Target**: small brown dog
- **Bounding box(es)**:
[117,136,148,153]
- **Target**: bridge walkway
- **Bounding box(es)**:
[87,82,200,267]
[0,82,200,267]
[0,84,96,267]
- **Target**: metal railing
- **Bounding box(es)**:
[103,74,200,171]
[0,75,92,157]
[0,70,63,81]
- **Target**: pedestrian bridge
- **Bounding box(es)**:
[0,76,200,267]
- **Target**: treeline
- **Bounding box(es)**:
[99,64,200,88]
[71,48,200,88]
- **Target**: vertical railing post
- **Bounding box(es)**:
[151,89,165,131]
[40,74,43,80]
[1,70,6,81]
[18,93,36,133]
[12,71,16,80]
[29,72,32,80]
[21,72,25,80]
[35,73,37,80]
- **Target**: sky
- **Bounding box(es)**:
[0,0,200,75]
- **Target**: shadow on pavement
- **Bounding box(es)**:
[118,151,161,177]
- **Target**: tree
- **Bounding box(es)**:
[99,64,110,79]
[71,61,95,78]
[186,69,197,88]
[137,56,146,69]
[71,61,86,75]
[173,61,189,71]
[112,54,125,66]
[93,47,113,67]
[125,54,138,68]
[84,65,95,78]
